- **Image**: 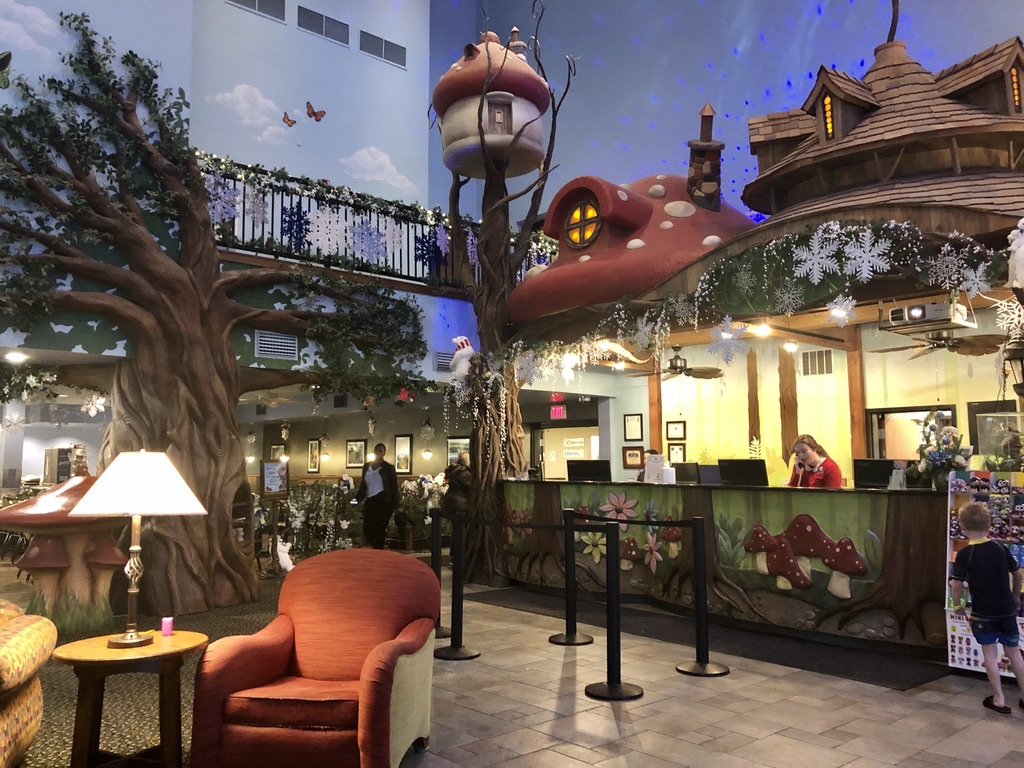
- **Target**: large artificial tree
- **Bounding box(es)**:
[0,15,426,614]
[443,6,574,583]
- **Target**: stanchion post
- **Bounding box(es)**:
[433,510,479,660]
[550,509,594,646]
[585,520,643,701]
[677,516,730,677]
[429,507,451,639]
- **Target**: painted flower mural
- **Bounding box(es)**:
[581,531,606,564]
[644,531,663,574]
[600,491,638,531]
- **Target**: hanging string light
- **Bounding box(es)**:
[420,415,435,440]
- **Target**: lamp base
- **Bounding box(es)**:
[107,630,154,649]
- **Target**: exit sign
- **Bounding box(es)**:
[550,404,567,420]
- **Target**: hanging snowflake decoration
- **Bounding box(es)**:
[772,280,805,316]
[466,231,479,267]
[243,186,269,227]
[927,241,965,290]
[350,218,388,263]
[367,415,376,436]
[792,223,841,284]
[414,231,444,269]
[435,223,449,260]
[666,293,696,326]
[382,218,405,258]
[707,315,748,363]
[843,229,891,283]
[514,349,540,386]
[958,260,991,299]
[205,174,239,226]
[825,294,857,327]
[994,297,1024,338]
[308,207,346,256]
[634,312,658,350]
[733,263,755,294]
[80,394,106,417]
[281,204,309,250]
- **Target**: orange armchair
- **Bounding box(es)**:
[190,549,439,768]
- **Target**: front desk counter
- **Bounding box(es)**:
[499,480,949,652]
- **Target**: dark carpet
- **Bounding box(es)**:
[24,576,284,768]
[465,586,950,691]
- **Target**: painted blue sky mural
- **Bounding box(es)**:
[1,0,1021,216]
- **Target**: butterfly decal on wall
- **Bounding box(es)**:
[306,100,326,122]
[282,112,296,127]
[0,51,12,89]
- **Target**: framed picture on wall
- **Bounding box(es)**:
[394,434,412,474]
[270,444,285,460]
[668,443,686,464]
[624,413,644,442]
[261,460,289,499]
[346,439,366,468]
[307,439,321,473]
[666,421,687,440]
[447,436,470,463]
[622,446,644,469]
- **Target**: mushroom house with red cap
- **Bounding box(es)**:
[506,105,754,327]
[432,28,550,179]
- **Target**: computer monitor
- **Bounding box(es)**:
[566,459,612,482]
[853,458,900,489]
[673,462,700,484]
[696,464,722,485]
[718,458,769,487]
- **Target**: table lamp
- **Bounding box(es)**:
[69,450,208,648]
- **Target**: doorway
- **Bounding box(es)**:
[534,426,600,480]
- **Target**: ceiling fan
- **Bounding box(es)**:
[629,346,724,380]
[871,330,1006,360]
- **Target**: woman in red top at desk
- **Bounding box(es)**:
[787,434,842,488]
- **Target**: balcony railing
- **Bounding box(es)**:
[201,155,555,288]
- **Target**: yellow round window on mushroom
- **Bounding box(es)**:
[564,200,600,248]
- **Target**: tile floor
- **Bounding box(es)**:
[5,559,1024,767]
[409,583,1024,768]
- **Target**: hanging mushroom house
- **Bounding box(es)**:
[0,476,127,635]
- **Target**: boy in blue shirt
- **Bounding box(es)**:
[949,501,1024,714]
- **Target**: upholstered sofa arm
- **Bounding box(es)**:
[0,613,58,693]
[0,598,22,624]
[358,617,436,768]
[190,614,295,764]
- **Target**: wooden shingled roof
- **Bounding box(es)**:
[742,37,1024,221]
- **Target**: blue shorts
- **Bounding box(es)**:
[970,615,1020,647]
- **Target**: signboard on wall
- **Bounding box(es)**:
[550,405,567,420]
[564,437,584,448]
[563,449,584,458]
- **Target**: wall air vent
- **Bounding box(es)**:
[255,330,299,361]
[333,394,348,409]
[435,351,454,373]
[801,349,833,376]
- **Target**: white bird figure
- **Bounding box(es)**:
[277,541,294,572]
[1009,217,1024,289]
[451,335,476,380]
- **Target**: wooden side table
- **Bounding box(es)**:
[53,630,208,768]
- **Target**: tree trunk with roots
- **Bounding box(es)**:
[99,339,257,615]
[442,13,572,584]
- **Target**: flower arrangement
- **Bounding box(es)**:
[907,410,967,488]
[285,480,361,557]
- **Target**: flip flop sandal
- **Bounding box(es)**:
[983,695,1011,714]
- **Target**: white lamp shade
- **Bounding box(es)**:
[69,451,208,517]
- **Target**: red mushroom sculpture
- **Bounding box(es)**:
[660,520,684,559]
[766,536,812,591]
[14,534,70,616]
[744,524,779,575]
[620,536,644,571]
[780,515,835,579]
[821,538,868,599]
[0,475,126,633]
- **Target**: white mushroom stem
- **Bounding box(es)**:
[33,572,62,616]
[828,570,852,599]
[776,575,793,590]
[796,555,811,579]
[755,552,768,575]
